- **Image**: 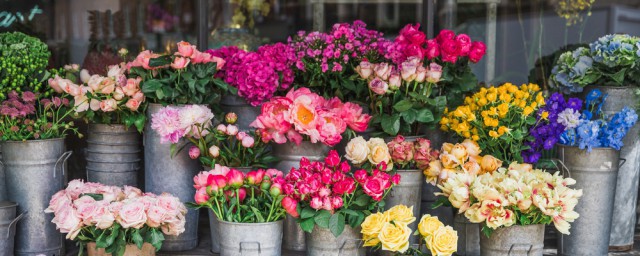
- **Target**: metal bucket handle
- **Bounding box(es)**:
[338,238,363,256]
[53,151,73,178]
[5,211,25,239]
[550,158,572,179]
[239,241,260,255]
[508,243,533,256]
[619,158,627,168]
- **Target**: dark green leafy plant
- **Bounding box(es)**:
[0,32,52,99]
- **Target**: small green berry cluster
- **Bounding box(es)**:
[0,32,51,99]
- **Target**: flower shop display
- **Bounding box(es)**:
[46,180,186,256]
[282,150,399,255]
[436,163,582,256]
[49,63,146,187]
[129,41,234,107]
[440,83,546,164]
[190,168,287,256]
[361,205,458,256]
[357,26,486,137]
[0,32,52,100]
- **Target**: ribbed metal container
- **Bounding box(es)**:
[581,86,640,252]
[306,225,364,256]
[0,201,24,256]
[0,146,5,201]
[272,141,330,251]
[382,169,423,246]
[86,124,141,187]
[2,138,71,256]
[217,219,283,256]
[220,94,261,131]
[557,145,620,256]
[454,214,481,256]
[144,103,200,251]
[480,224,545,256]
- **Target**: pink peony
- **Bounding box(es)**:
[117,200,147,229]
[188,146,200,159]
[151,106,185,144]
[194,187,210,205]
[241,136,255,148]
[340,102,371,132]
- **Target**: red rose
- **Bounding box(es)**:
[354,170,368,183]
[436,30,456,44]
[403,44,425,59]
[363,177,386,201]
[333,178,356,195]
[398,24,426,45]
[440,39,459,63]
[469,41,487,63]
[424,39,440,60]
[455,34,472,56]
[282,196,299,218]
[392,174,401,185]
[325,150,340,167]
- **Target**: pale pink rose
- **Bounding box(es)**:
[374,63,392,80]
[388,73,401,90]
[146,205,166,228]
[369,78,389,95]
[132,91,145,102]
[100,99,118,112]
[89,99,100,111]
[415,66,427,82]
[226,125,239,136]
[122,78,141,96]
[401,57,420,82]
[426,63,443,83]
[46,190,72,213]
[74,94,89,113]
[241,136,255,148]
[52,205,83,240]
[136,50,161,70]
[92,202,115,229]
[65,179,86,200]
[117,200,147,229]
[107,65,124,78]
[60,79,81,97]
[161,214,186,236]
[211,164,230,176]
[109,201,124,219]
[125,99,141,111]
[113,87,125,101]
[171,56,190,70]
[190,50,212,64]
[99,79,116,94]
[177,41,196,57]
[123,186,143,199]
[94,185,123,203]
[79,69,91,84]
[157,194,186,216]
[356,61,373,79]
[87,75,104,92]
[48,76,63,93]
[209,56,226,70]
[74,195,98,223]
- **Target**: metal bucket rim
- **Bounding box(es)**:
[0,201,17,209]
[584,85,637,90]
[1,137,65,144]
[395,169,421,172]
[217,219,284,227]
[88,123,139,132]
[556,144,620,152]
[384,135,427,143]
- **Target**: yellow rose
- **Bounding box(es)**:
[345,136,369,165]
[427,226,458,256]
[450,144,469,162]
[424,160,443,185]
[378,222,411,253]
[440,153,460,169]
[460,139,481,157]
[480,155,502,174]
[361,212,387,236]
[463,161,481,175]
[417,215,444,238]
[363,233,381,247]
[441,143,454,153]
[385,205,416,226]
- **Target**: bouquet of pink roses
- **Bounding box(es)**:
[46,180,186,255]
[250,87,371,147]
[282,150,400,237]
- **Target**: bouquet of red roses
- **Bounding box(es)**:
[281,150,400,237]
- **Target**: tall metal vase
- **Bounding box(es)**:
[219,94,261,131]
[581,86,640,251]
[556,145,620,256]
[145,104,200,251]
[454,214,481,256]
[2,138,71,256]
[306,225,364,256]
[86,124,141,187]
[480,224,545,256]
[272,141,330,251]
[0,145,5,201]
[382,169,422,247]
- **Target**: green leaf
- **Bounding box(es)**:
[401,109,417,124]
[353,194,370,207]
[141,80,163,93]
[78,193,104,201]
[299,217,315,233]
[416,109,435,123]
[149,55,172,67]
[481,225,494,238]
[609,68,627,85]
[155,88,165,99]
[393,100,414,112]
[132,229,144,249]
[329,213,346,237]
[381,114,401,135]
[314,210,331,228]
[300,207,316,219]
[149,228,165,250]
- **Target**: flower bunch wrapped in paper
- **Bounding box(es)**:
[424,140,502,186]
[361,205,458,256]
[282,150,399,237]
[251,87,371,147]
[46,180,186,255]
[191,167,287,223]
[437,163,582,236]
[440,83,546,164]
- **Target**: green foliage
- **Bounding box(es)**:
[75,224,166,256]
[0,32,51,100]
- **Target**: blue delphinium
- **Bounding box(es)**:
[600,107,639,150]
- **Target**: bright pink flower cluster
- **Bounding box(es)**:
[289,20,391,74]
[150,104,214,144]
[281,150,400,217]
[250,88,371,146]
[386,24,486,64]
[46,180,186,240]
[128,41,225,71]
[192,167,285,207]
[387,135,440,169]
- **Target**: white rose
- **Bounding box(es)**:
[367,138,392,169]
[345,136,369,164]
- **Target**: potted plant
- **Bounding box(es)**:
[190,168,287,256]
[361,205,458,256]
[50,60,146,187]
[127,41,232,251]
[550,34,640,250]
[436,163,582,256]
[46,180,186,256]
[552,89,638,255]
[281,150,399,255]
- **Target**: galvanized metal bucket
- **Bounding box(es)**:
[86,124,141,187]
[306,225,364,256]
[581,86,640,251]
[217,219,283,256]
[454,214,481,256]
[383,169,422,245]
[480,224,545,256]
[0,146,5,201]
[272,141,330,251]
[220,94,261,131]
[2,138,71,256]
[0,201,24,256]
[145,103,200,251]
[556,145,621,256]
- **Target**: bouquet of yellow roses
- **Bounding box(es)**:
[361,205,458,256]
[424,139,502,186]
[440,83,546,164]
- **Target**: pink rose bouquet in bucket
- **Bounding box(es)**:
[282,150,399,237]
[46,180,186,255]
[250,87,372,147]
